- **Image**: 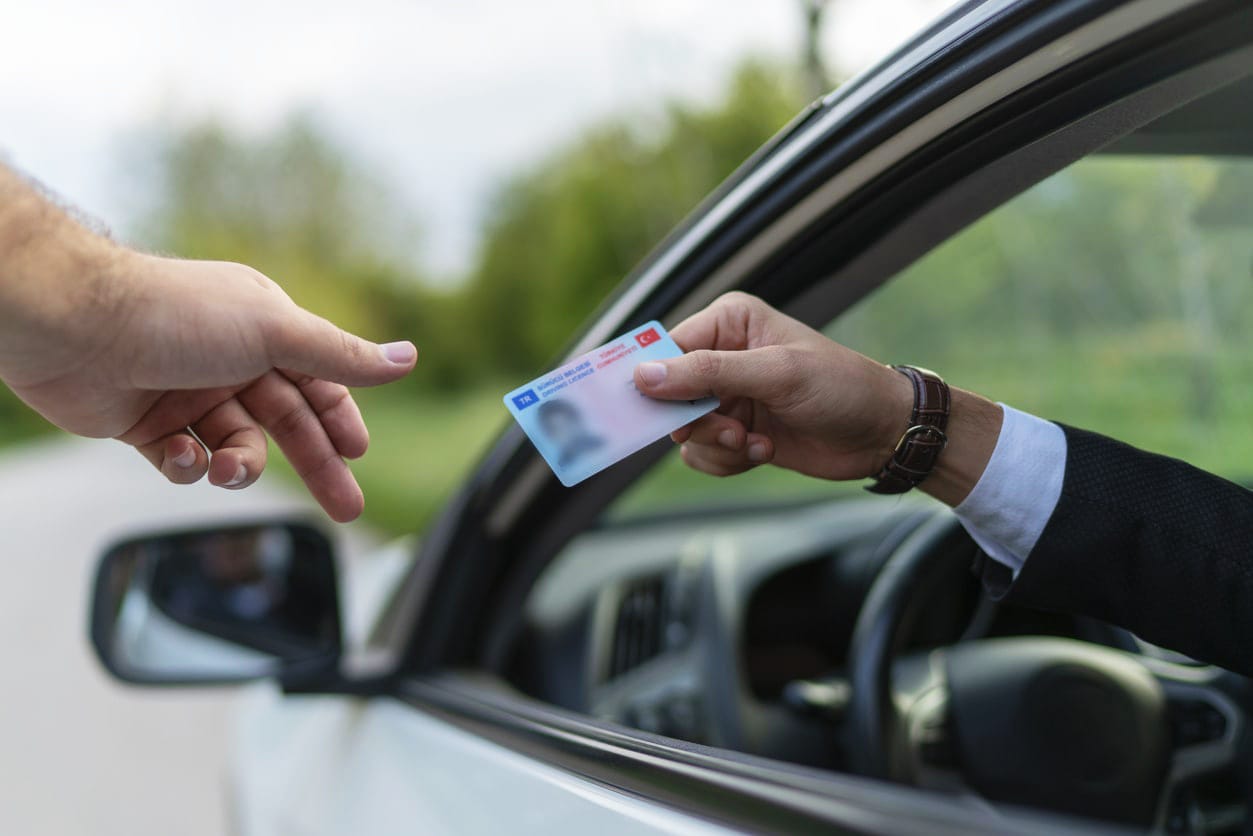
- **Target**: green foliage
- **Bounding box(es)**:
[835,158,1252,350]
[0,390,53,447]
[23,60,801,534]
[5,59,1250,541]
[836,157,1253,473]
[613,155,1253,520]
[465,61,806,374]
[9,60,1250,541]
[130,114,425,345]
[122,61,805,398]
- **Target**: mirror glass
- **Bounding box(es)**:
[91,523,341,683]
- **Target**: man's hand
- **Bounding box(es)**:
[633,292,1001,506]
[0,167,416,522]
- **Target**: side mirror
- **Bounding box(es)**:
[90,521,342,686]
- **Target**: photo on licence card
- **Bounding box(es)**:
[503,322,718,486]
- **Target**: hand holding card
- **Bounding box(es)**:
[503,322,717,486]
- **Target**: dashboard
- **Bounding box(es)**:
[506,496,1132,769]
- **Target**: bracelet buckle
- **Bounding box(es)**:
[866,366,953,495]
[894,424,948,454]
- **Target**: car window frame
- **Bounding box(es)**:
[358,1,1253,832]
[391,0,1253,676]
[398,673,1122,835]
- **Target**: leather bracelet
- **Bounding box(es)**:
[865,365,951,495]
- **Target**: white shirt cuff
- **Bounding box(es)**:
[953,404,1067,577]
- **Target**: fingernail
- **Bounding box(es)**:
[224,464,247,488]
[747,442,767,463]
[717,429,737,449]
[172,448,196,468]
[381,341,417,364]
[637,362,667,386]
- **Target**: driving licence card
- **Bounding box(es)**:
[503,321,717,487]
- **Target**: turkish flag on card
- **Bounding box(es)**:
[635,327,661,348]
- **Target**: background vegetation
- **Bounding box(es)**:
[614,154,1253,517]
[0,61,806,534]
[2,57,1248,535]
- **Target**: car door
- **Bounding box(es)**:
[231,0,1253,833]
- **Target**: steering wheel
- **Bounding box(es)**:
[845,511,1244,828]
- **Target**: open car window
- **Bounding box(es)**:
[504,143,1251,831]
[831,152,1253,478]
[608,151,1253,522]
[462,17,1253,833]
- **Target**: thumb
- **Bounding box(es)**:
[267,308,417,387]
[634,347,789,402]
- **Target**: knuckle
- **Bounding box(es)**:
[322,385,354,416]
[338,328,363,360]
[297,449,343,482]
[716,290,766,320]
[245,434,269,466]
[714,291,764,342]
[270,402,314,441]
[282,369,317,388]
[762,344,802,383]
[680,442,735,478]
[717,290,756,308]
[689,349,722,379]
[263,310,303,363]
[236,263,284,295]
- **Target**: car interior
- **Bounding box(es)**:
[495,68,1253,833]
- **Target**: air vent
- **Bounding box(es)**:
[607,576,667,680]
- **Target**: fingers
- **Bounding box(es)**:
[669,413,773,477]
[640,290,817,404]
[237,371,365,523]
[119,372,373,519]
[671,412,745,448]
[121,391,230,484]
[279,372,369,459]
[679,432,774,477]
[127,397,264,489]
[118,388,241,446]
[635,344,796,403]
[668,290,763,353]
[191,397,268,490]
[130,430,210,484]
[266,306,417,388]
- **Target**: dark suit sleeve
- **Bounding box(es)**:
[977,424,1253,676]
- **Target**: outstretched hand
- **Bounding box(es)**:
[0,252,416,522]
[632,292,911,481]
[633,292,1001,506]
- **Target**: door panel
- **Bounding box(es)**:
[229,686,731,836]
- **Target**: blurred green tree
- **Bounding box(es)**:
[0,60,815,530]
[128,113,427,345]
[465,60,807,375]
[115,63,806,394]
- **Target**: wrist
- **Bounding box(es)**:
[863,364,1000,504]
[871,364,916,465]
[919,388,1002,507]
[0,219,131,386]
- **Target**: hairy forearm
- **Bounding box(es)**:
[0,165,125,383]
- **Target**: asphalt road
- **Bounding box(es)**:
[0,436,376,836]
